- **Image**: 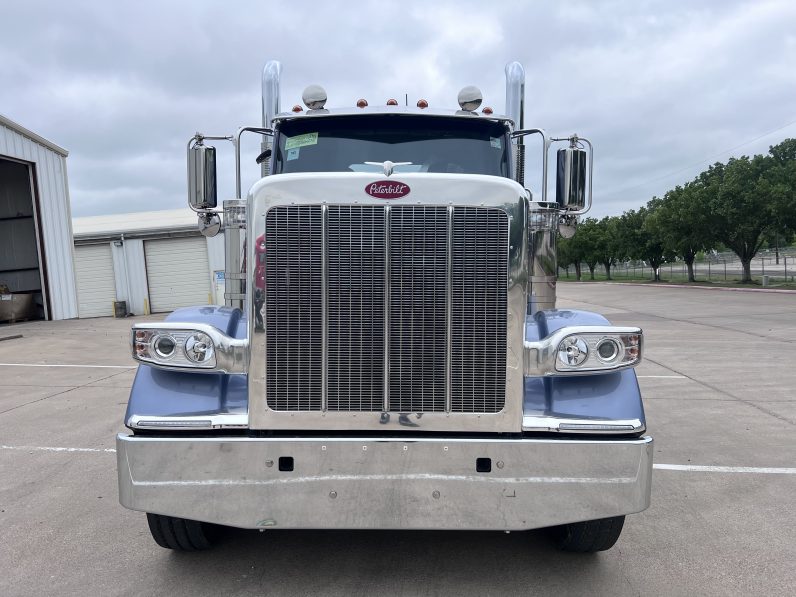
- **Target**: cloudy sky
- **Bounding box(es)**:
[2,0,795,218]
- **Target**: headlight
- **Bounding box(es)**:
[557,336,589,366]
[524,326,643,376]
[555,331,641,373]
[133,328,217,369]
[185,332,215,364]
[131,323,247,373]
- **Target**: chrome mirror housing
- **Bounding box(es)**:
[556,143,587,211]
[188,141,218,210]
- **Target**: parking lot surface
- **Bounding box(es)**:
[1,284,794,596]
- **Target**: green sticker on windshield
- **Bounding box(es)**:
[490,137,502,149]
[285,132,318,150]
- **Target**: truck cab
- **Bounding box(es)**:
[117,61,652,553]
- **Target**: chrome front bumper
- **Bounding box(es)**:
[117,434,653,531]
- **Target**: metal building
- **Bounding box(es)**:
[0,115,78,322]
[72,209,225,318]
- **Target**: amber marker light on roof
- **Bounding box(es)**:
[386,98,398,105]
[417,99,428,109]
[291,105,303,112]
[482,106,493,114]
[357,98,368,108]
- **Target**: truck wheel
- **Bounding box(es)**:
[146,513,215,551]
[548,515,625,552]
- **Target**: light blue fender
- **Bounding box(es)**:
[125,306,248,426]
[523,309,646,427]
[127,306,644,432]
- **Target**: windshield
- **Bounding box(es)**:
[273,115,510,177]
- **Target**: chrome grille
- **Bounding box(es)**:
[327,206,385,411]
[388,206,449,412]
[264,204,507,415]
[265,205,323,410]
[450,207,508,413]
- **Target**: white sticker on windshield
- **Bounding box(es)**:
[285,132,318,150]
[287,147,300,161]
[490,137,502,149]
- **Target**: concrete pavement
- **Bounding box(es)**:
[0,285,794,596]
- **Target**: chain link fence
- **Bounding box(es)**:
[560,248,796,285]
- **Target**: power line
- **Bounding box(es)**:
[605,118,796,197]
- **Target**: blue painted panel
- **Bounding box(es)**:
[523,309,646,424]
[127,306,248,424]
[125,368,248,421]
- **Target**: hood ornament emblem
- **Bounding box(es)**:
[364,160,412,177]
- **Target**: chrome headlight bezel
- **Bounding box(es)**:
[524,326,643,376]
[131,322,247,373]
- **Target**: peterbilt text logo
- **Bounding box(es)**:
[365,181,410,199]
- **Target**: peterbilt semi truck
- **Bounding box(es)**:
[117,60,653,553]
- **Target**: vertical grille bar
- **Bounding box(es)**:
[383,205,391,413]
[326,205,385,411]
[388,206,448,412]
[265,205,323,410]
[450,207,508,413]
[321,204,328,411]
[445,205,453,413]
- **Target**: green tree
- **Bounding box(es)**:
[700,149,791,282]
[764,138,796,263]
[572,218,600,279]
[620,200,673,281]
[557,236,575,279]
[649,184,714,282]
[592,216,622,280]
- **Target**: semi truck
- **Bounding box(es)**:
[117,60,652,553]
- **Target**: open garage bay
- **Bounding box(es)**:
[0,284,794,596]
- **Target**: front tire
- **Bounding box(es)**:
[548,515,625,552]
[146,513,215,551]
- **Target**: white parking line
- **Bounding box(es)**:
[2,445,794,474]
[653,464,796,474]
[0,363,135,369]
[1,445,117,453]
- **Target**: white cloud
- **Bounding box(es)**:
[1,0,794,218]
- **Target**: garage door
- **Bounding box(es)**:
[145,236,211,313]
[74,244,116,318]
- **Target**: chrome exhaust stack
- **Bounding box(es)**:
[506,61,555,314]
[260,60,282,177]
[505,62,526,187]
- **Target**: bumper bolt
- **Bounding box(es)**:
[265,460,274,467]
[329,491,337,499]
[496,461,504,469]
[432,490,440,499]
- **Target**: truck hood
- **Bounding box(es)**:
[247,171,527,208]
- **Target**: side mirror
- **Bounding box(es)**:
[556,146,587,211]
[188,142,218,209]
[198,213,221,238]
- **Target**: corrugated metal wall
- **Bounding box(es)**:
[110,238,149,316]
[0,117,78,320]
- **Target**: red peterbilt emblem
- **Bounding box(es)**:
[365,180,410,199]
